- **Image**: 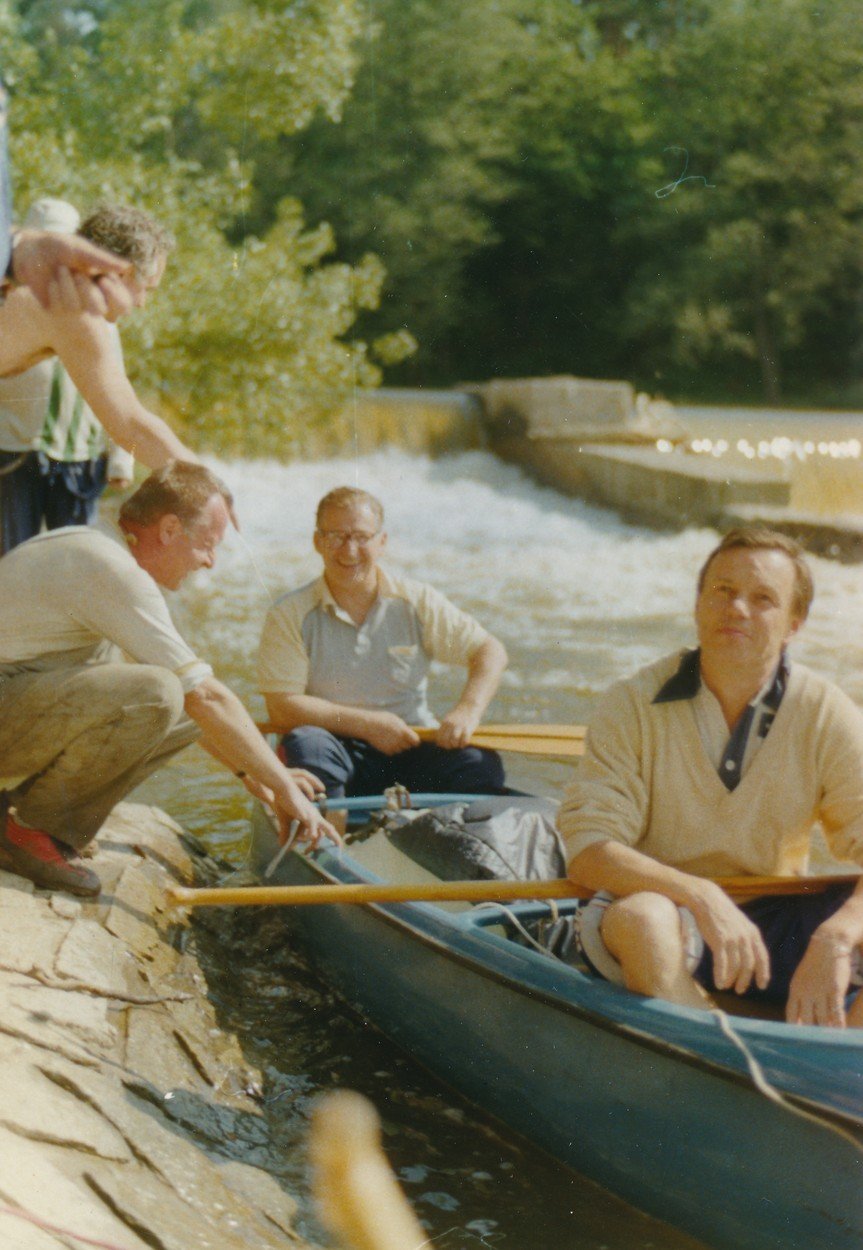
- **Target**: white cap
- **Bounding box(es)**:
[24,197,81,235]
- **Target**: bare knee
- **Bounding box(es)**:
[601,893,689,996]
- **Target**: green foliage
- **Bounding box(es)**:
[2,0,391,453]
[619,0,863,401]
[249,0,863,402]
[4,0,861,411]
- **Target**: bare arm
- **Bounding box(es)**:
[48,312,196,468]
[569,840,770,995]
[436,636,508,749]
[186,677,339,845]
[264,691,420,755]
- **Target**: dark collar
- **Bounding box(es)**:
[652,648,790,707]
[653,648,701,703]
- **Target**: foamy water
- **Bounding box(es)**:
[136,444,863,834]
[188,446,863,697]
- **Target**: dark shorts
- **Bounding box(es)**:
[576,883,862,1003]
[696,884,861,1002]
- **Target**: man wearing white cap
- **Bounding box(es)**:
[0,199,134,553]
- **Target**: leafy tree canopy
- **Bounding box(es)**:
[1,0,409,453]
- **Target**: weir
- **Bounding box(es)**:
[333,381,863,561]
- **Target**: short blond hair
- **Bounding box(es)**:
[79,205,175,277]
[315,487,384,529]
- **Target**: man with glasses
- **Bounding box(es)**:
[258,486,509,798]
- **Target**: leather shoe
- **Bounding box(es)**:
[0,809,101,898]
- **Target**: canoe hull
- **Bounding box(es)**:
[250,807,863,1250]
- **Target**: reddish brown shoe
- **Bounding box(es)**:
[0,810,101,898]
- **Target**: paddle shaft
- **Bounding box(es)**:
[256,721,586,757]
[167,872,861,910]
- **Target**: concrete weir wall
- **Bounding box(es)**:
[0,803,311,1250]
[470,375,791,529]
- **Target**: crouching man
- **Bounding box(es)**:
[0,462,337,896]
[561,528,863,1028]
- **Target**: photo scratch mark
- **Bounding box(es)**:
[655,146,715,198]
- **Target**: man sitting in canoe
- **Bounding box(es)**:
[257,486,509,798]
[0,204,198,470]
[0,462,337,897]
[562,526,863,1028]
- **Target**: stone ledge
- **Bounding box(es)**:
[0,801,311,1250]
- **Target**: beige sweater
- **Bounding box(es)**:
[558,651,863,877]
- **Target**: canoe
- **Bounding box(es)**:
[248,799,863,1250]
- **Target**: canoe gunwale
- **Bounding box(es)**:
[290,839,863,1139]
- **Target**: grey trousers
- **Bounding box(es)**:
[0,663,199,850]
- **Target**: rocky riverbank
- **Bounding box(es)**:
[0,801,313,1250]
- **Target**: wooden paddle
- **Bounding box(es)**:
[256,720,587,758]
[166,871,861,911]
[311,1090,426,1250]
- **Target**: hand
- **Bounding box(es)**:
[45,269,135,321]
[786,931,856,1028]
[435,706,480,750]
[108,477,132,490]
[363,713,420,756]
[12,230,132,312]
[288,767,326,801]
[274,774,341,850]
[689,884,771,995]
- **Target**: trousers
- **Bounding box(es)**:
[0,450,107,555]
[0,663,199,849]
[281,725,505,799]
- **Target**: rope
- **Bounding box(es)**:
[710,1008,863,1155]
[473,901,555,958]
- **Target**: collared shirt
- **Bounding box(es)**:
[258,567,490,725]
[0,331,133,477]
[653,647,788,791]
[558,648,863,877]
[0,521,211,693]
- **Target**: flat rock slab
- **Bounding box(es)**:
[0,970,116,1049]
[0,802,313,1250]
[0,1051,129,1160]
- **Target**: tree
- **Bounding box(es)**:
[617,0,863,402]
[0,0,400,453]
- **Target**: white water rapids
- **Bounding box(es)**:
[138,441,863,845]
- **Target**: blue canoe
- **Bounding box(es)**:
[249,800,863,1250]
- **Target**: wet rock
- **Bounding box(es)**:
[0,802,314,1250]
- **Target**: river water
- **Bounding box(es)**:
[134,405,863,1248]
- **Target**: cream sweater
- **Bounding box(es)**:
[558,651,863,877]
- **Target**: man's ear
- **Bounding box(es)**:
[378,530,388,554]
[157,513,183,545]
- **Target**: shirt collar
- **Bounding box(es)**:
[319,565,398,616]
[652,647,790,707]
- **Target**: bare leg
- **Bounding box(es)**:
[601,892,713,1011]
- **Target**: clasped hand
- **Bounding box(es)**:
[241,768,341,849]
[435,707,480,750]
[691,885,771,996]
